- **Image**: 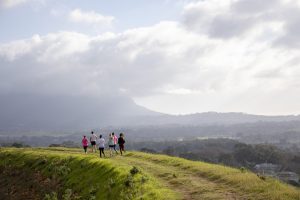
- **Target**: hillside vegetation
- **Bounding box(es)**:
[0,148,299,200]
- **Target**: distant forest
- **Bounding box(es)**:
[127,139,300,178]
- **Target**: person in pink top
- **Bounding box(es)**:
[112,132,118,154]
[82,135,88,154]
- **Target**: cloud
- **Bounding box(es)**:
[0,0,43,8]
[0,22,214,97]
[0,22,298,96]
[69,9,115,26]
[182,0,300,48]
[1,1,300,115]
[0,0,27,8]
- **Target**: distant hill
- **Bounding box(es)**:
[0,93,300,131]
[0,94,161,131]
[145,112,300,126]
[1,148,299,199]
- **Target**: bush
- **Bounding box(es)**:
[44,192,58,200]
[124,176,134,187]
[130,166,140,176]
[11,143,24,148]
[62,189,72,200]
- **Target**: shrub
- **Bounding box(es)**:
[130,166,140,176]
[44,192,58,200]
[62,189,72,200]
[124,175,134,187]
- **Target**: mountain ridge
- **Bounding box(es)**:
[1,93,300,131]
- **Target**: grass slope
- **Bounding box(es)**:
[0,147,299,200]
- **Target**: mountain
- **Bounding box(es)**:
[0,93,300,131]
[0,93,161,131]
[168,112,300,124]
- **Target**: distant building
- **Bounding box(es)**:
[277,172,299,185]
[254,163,299,186]
[254,163,281,176]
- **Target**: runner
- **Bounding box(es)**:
[90,131,97,153]
[108,133,114,157]
[82,135,88,154]
[97,134,105,158]
[118,133,126,156]
[112,132,118,154]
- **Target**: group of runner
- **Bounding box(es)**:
[81,131,126,157]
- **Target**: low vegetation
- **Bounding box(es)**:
[132,139,300,177]
[0,147,299,200]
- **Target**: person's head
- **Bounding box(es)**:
[120,133,124,137]
[112,132,114,136]
[83,135,86,138]
[109,133,112,137]
[91,131,94,134]
[99,134,102,138]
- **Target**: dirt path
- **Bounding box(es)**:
[118,155,244,200]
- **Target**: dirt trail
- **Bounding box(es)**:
[119,155,245,200]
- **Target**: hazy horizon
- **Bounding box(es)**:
[1,0,300,116]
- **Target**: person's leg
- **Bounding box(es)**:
[99,148,101,157]
[114,145,118,154]
[119,145,122,155]
[102,149,105,157]
[101,148,105,157]
[122,146,124,154]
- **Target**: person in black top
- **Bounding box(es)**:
[118,133,125,155]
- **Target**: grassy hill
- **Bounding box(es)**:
[0,148,299,200]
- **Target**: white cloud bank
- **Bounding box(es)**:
[69,9,115,26]
[0,0,43,8]
[0,0,29,8]
[1,0,300,115]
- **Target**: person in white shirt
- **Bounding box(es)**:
[90,131,98,153]
[97,134,105,158]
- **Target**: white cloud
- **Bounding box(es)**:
[182,0,300,46]
[69,9,115,26]
[0,0,27,8]
[0,0,43,8]
[166,88,196,95]
[1,0,300,115]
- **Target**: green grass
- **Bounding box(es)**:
[0,148,175,200]
[0,147,299,200]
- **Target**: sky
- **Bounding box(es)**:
[1,0,300,115]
